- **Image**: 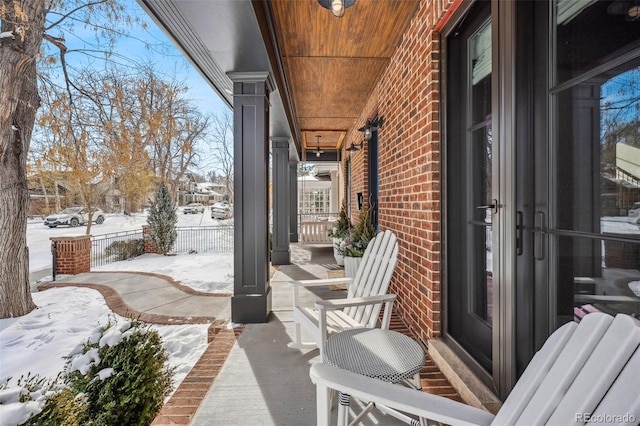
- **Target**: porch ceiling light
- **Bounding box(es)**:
[313,135,325,158]
[358,117,384,141]
[318,0,356,18]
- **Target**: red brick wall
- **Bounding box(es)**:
[142,225,158,254]
[50,236,91,275]
[341,0,453,342]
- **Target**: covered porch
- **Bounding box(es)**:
[152,243,468,425]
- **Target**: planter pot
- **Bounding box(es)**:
[344,256,362,278]
[333,238,345,266]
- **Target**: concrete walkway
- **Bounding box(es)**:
[39,271,230,324]
[36,244,462,425]
[188,244,461,426]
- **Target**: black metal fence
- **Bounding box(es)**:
[173,226,234,253]
[91,229,145,268]
[90,226,234,269]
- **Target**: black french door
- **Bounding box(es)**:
[446,0,494,375]
[446,0,640,397]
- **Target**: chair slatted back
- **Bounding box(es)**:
[344,230,399,326]
[493,312,640,425]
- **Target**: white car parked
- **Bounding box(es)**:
[183,203,205,214]
[44,207,105,228]
[628,202,640,224]
[211,203,232,219]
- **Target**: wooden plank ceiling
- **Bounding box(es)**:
[270,0,419,155]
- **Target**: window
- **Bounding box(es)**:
[298,188,330,216]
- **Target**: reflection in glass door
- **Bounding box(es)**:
[446,1,493,374]
[551,0,640,326]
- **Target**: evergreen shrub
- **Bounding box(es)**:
[21,319,174,426]
[146,183,178,255]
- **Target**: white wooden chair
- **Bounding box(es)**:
[288,230,399,360]
[311,312,640,425]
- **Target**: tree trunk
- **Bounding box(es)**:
[39,170,50,213]
[54,180,62,211]
[0,1,48,318]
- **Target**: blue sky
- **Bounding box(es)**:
[125,1,229,118]
[40,0,230,174]
[45,0,228,118]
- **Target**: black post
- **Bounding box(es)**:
[51,240,57,282]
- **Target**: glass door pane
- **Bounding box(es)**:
[552,0,640,326]
[446,0,493,374]
[470,125,493,322]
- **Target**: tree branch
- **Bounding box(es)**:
[45,0,109,31]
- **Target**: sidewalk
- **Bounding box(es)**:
[38,271,230,324]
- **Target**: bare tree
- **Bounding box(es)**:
[208,109,234,203]
[0,0,146,318]
[135,68,210,195]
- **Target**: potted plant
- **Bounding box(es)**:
[328,201,351,266]
[343,204,375,277]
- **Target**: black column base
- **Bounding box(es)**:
[231,287,272,323]
[271,248,290,265]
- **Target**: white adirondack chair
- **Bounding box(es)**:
[288,230,399,360]
[311,312,640,426]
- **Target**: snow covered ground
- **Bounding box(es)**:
[27,210,234,294]
[28,209,231,273]
[1,210,235,424]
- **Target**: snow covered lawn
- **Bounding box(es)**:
[1,211,236,424]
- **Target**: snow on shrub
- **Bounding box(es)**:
[1,318,174,425]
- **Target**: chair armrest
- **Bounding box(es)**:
[310,363,495,426]
[316,295,397,357]
[289,277,354,288]
[315,294,396,310]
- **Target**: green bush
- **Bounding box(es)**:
[66,320,174,425]
[104,239,145,261]
[23,319,174,426]
[328,200,351,239]
[147,183,178,255]
[24,388,88,426]
[343,204,376,257]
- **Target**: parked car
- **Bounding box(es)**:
[183,203,205,214]
[44,207,105,228]
[628,202,640,224]
[211,205,232,219]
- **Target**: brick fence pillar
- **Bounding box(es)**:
[142,225,158,254]
[50,235,91,275]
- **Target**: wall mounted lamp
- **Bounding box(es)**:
[346,141,364,153]
[358,117,384,141]
[317,0,356,18]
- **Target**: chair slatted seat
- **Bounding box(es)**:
[288,230,399,360]
[310,312,640,426]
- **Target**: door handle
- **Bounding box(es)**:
[476,199,498,214]
[516,211,523,256]
[534,211,546,260]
